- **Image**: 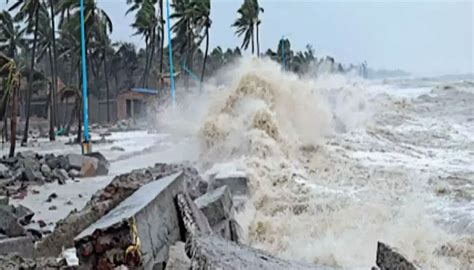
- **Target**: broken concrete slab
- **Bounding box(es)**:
[187,235,334,270]
[195,185,233,227]
[176,193,212,238]
[165,242,191,270]
[75,172,186,269]
[376,242,419,270]
[0,236,34,258]
[209,172,249,197]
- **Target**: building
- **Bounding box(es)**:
[116,88,159,120]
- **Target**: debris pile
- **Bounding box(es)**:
[0,151,110,198]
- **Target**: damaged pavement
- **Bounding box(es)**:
[0,161,420,269]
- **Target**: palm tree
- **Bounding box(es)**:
[8,0,42,145]
[0,10,26,59]
[128,0,158,88]
[0,53,21,157]
[232,0,263,55]
[191,0,211,83]
[58,85,82,143]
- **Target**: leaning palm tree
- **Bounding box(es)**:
[0,10,27,59]
[191,0,211,82]
[0,53,21,157]
[232,0,263,55]
[7,0,42,145]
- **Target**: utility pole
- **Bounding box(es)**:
[80,0,90,153]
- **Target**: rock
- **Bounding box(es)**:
[16,151,36,159]
[0,206,25,237]
[79,157,99,177]
[176,193,212,237]
[40,164,53,180]
[53,168,69,184]
[74,172,186,269]
[65,200,73,206]
[1,156,18,166]
[0,236,34,258]
[38,220,47,228]
[46,193,58,202]
[21,157,40,171]
[56,155,69,170]
[66,153,85,170]
[11,204,34,225]
[209,172,249,196]
[195,185,234,227]
[68,169,80,178]
[0,195,8,206]
[23,166,44,183]
[187,235,332,269]
[110,146,125,152]
[48,205,57,211]
[85,152,110,176]
[376,242,419,270]
[0,163,10,178]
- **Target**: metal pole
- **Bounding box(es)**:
[166,0,176,105]
[80,0,90,153]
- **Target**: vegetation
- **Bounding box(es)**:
[0,0,355,149]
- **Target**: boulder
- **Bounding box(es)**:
[0,206,25,237]
[85,152,110,176]
[11,204,34,225]
[16,151,36,159]
[56,155,69,170]
[68,169,80,178]
[209,172,249,197]
[110,146,125,152]
[0,195,8,206]
[376,242,419,270]
[66,153,84,170]
[23,167,45,183]
[40,164,53,179]
[0,236,34,258]
[53,168,69,184]
[195,185,234,227]
[45,154,60,170]
[0,163,10,179]
[79,158,99,178]
[21,157,40,172]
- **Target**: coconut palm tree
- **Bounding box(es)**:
[58,85,82,143]
[0,10,27,59]
[0,53,21,157]
[7,0,42,145]
[232,0,263,55]
[191,0,211,82]
[128,0,158,88]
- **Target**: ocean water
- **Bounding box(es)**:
[157,58,473,269]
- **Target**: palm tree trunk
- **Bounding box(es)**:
[49,0,59,127]
[76,106,82,143]
[22,8,40,146]
[200,28,209,83]
[148,30,156,87]
[142,39,150,88]
[9,83,18,157]
[103,49,111,123]
[256,23,260,57]
[251,27,255,55]
[47,46,55,141]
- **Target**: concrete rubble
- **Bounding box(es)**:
[0,161,422,270]
[0,151,110,198]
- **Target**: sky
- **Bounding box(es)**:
[1,0,473,76]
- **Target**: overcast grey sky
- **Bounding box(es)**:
[1,0,473,76]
